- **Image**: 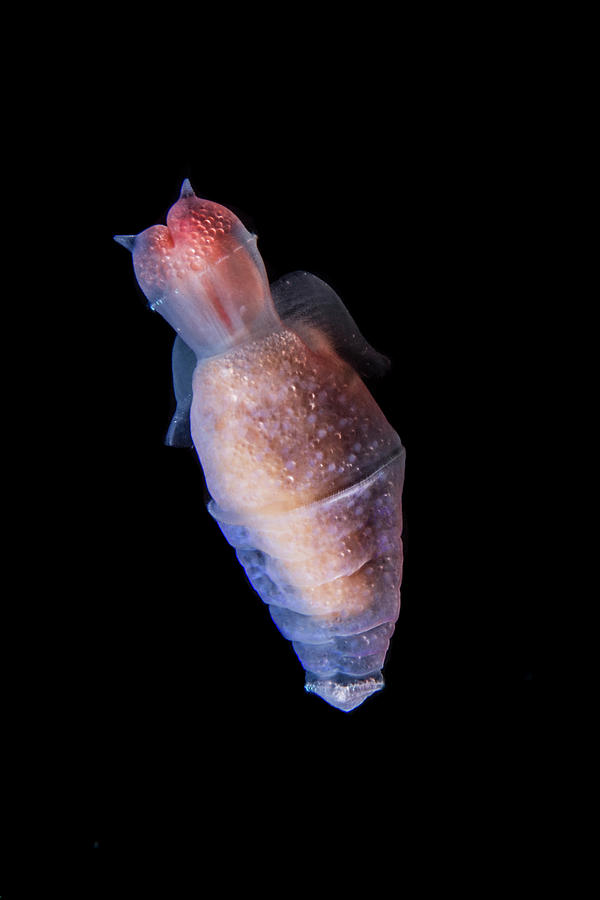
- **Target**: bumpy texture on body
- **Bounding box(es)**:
[115,181,405,711]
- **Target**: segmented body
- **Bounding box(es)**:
[192,327,405,711]
[115,181,406,712]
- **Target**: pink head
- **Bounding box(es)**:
[115,181,280,357]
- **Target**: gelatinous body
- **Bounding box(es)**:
[115,181,405,711]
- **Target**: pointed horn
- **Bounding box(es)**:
[179,178,195,199]
[113,234,137,252]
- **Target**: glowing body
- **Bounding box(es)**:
[115,181,405,711]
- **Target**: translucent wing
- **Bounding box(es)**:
[270,271,390,378]
[165,335,196,448]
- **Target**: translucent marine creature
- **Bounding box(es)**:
[115,180,406,711]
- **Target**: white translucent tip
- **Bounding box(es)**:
[179,178,195,198]
[305,674,384,712]
[113,234,136,252]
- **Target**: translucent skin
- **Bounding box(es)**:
[193,327,404,625]
[119,184,405,711]
[131,192,279,358]
[191,327,402,515]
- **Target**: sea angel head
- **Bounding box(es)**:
[116,181,279,358]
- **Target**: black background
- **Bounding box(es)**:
[2,22,557,886]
